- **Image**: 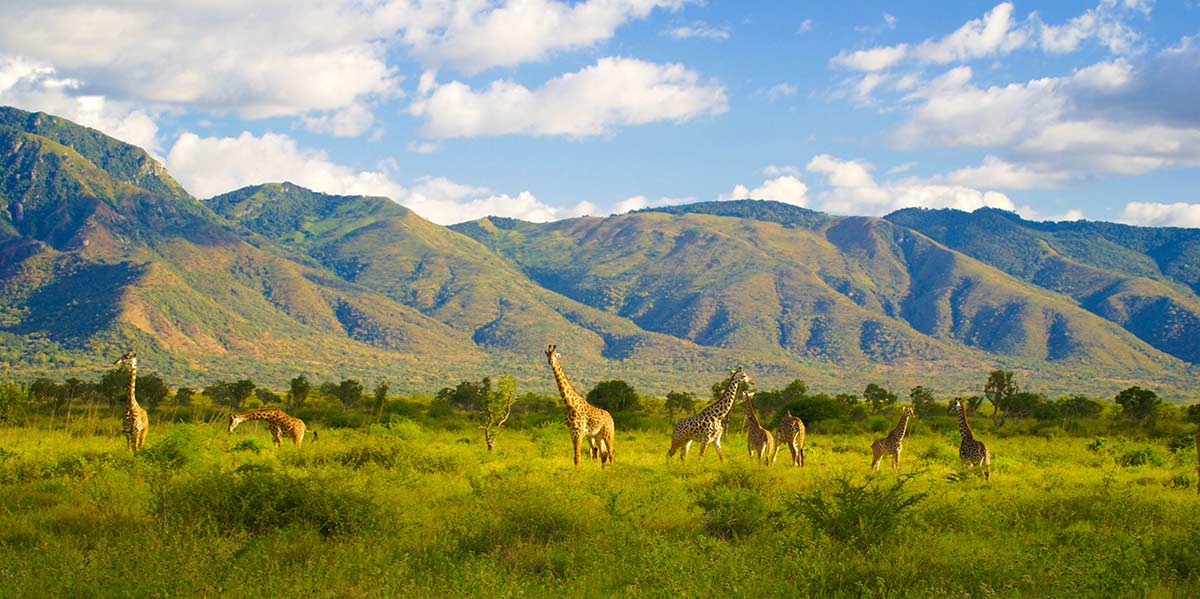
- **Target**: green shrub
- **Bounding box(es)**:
[155,466,376,536]
[142,427,203,469]
[230,438,266,454]
[696,485,770,539]
[917,443,957,464]
[788,475,927,549]
[1117,446,1167,468]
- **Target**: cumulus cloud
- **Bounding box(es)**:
[720,175,809,206]
[401,0,687,72]
[408,57,727,138]
[610,194,694,214]
[164,130,588,224]
[830,1,1149,73]
[300,104,377,138]
[1119,202,1200,228]
[766,83,798,102]
[935,156,1074,189]
[0,1,401,119]
[892,46,1200,179]
[0,56,160,153]
[798,19,814,33]
[805,154,1014,215]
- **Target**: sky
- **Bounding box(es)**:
[0,0,1198,226]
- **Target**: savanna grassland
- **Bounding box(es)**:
[2,401,1199,599]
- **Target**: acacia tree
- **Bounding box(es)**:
[984,370,1019,427]
[587,380,640,412]
[479,374,518,451]
[1057,395,1103,427]
[665,391,697,419]
[289,374,311,409]
[863,383,896,414]
[1115,386,1160,420]
[909,385,936,418]
[373,379,390,423]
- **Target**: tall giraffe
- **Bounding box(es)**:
[772,411,806,467]
[871,406,914,470]
[115,350,148,452]
[229,408,308,448]
[742,389,774,465]
[951,399,990,479]
[544,345,615,468]
[667,368,752,462]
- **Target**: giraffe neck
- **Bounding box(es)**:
[744,396,764,430]
[701,376,742,420]
[888,412,911,442]
[127,365,139,410]
[548,355,587,412]
[957,406,975,441]
[235,408,282,422]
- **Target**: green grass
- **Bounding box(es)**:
[1,417,1198,598]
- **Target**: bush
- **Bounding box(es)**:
[696,486,770,539]
[1116,446,1167,468]
[788,475,927,549]
[230,438,266,454]
[156,466,376,536]
[142,427,204,469]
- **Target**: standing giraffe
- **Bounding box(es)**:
[950,399,991,479]
[772,411,806,467]
[544,345,615,468]
[115,350,148,452]
[667,368,752,462]
[871,406,915,470]
[743,389,774,465]
[229,408,308,448]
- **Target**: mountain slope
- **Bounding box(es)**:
[886,207,1200,364]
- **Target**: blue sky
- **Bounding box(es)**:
[0,0,1197,226]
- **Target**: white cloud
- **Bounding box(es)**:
[912,2,1031,64]
[164,130,586,224]
[830,1,1150,73]
[805,154,1014,216]
[886,161,918,175]
[891,49,1200,179]
[0,1,401,119]
[936,156,1074,189]
[406,141,439,154]
[766,83,797,102]
[720,175,809,206]
[0,56,160,153]
[884,13,897,30]
[830,45,909,72]
[665,22,730,40]
[610,194,693,214]
[1119,202,1200,227]
[300,103,376,138]
[402,0,687,72]
[408,57,727,138]
[762,164,802,177]
[798,19,814,33]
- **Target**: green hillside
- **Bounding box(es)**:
[886,207,1200,364]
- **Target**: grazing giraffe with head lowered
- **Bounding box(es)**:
[951,399,991,479]
[772,410,806,467]
[667,368,752,462]
[115,350,148,452]
[228,408,308,448]
[871,406,915,470]
[742,388,774,465]
[544,345,615,468]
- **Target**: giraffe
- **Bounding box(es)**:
[871,406,914,470]
[228,408,308,448]
[742,388,774,465]
[950,399,991,479]
[544,345,615,468]
[667,367,752,462]
[115,350,148,452]
[772,410,806,467]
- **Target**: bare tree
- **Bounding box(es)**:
[480,375,518,451]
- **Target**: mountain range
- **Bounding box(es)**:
[1,106,1197,398]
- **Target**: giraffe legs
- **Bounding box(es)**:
[714,437,726,462]
[892,449,900,470]
[136,426,148,452]
[269,423,283,446]
[871,443,884,470]
[571,433,584,468]
[800,447,806,467]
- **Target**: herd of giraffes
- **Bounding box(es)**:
[110,347,1200,492]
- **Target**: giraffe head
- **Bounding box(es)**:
[903,406,915,418]
[948,399,964,415]
[114,350,137,370]
[545,344,560,364]
[228,413,245,432]
[730,366,752,388]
